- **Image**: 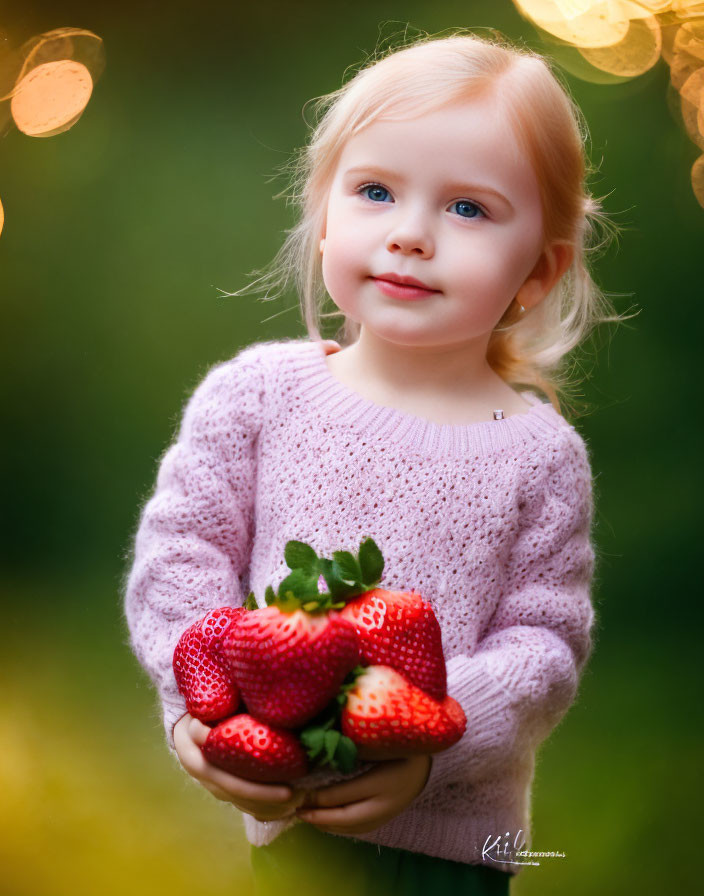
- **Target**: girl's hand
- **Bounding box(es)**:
[173,713,306,822]
[294,754,433,835]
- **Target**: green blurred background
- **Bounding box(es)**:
[1,1,701,894]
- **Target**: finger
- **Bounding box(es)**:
[305,820,382,835]
[249,808,299,822]
[208,767,296,804]
[312,759,412,807]
[237,802,298,820]
[300,774,380,809]
[297,796,388,828]
[200,781,298,818]
[189,717,212,746]
[200,779,243,803]
[191,754,296,803]
[200,780,283,816]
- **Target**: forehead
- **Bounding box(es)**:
[335,95,539,205]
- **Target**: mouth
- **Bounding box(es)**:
[370,274,440,301]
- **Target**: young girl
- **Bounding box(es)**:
[122,29,627,895]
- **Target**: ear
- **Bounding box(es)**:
[516,241,574,310]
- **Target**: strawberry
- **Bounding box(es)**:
[340,665,466,758]
[312,536,448,701]
[202,713,309,782]
[340,588,447,701]
[173,606,245,722]
[222,606,359,729]
[220,541,360,729]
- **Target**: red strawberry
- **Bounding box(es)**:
[221,606,359,729]
[340,588,447,701]
[340,665,466,758]
[173,606,245,722]
[202,713,309,782]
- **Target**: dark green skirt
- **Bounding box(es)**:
[250,821,512,896]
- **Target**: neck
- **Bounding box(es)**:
[346,326,498,399]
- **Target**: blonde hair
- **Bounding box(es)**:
[225,26,638,418]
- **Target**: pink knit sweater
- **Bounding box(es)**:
[122,337,597,876]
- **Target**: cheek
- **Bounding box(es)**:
[321,227,369,298]
[448,234,533,295]
[321,242,358,312]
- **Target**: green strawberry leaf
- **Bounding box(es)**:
[284,540,319,574]
[299,704,338,756]
[318,558,353,600]
[319,557,366,602]
[278,567,317,599]
[331,551,363,586]
[300,725,326,760]
[276,595,302,613]
[358,537,384,586]
[272,567,333,613]
[298,692,363,774]
[335,736,358,774]
[244,592,258,611]
[324,729,341,764]
[317,557,341,595]
[334,664,366,709]
[264,585,277,606]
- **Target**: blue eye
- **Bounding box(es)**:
[450,200,485,219]
[358,183,391,203]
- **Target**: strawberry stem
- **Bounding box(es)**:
[266,536,385,614]
[298,665,367,773]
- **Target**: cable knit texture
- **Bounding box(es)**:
[121,337,597,876]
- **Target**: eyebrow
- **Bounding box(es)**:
[343,165,514,210]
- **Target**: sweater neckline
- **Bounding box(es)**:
[288,340,566,457]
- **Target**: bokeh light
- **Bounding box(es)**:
[513,1,633,48]
[511,0,704,206]
[11,59,93,137]
[1,26,104,135]
[577,3,662,77]
[0,25,104,234]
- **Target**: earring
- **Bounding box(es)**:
[518,303,525,313]
[319,238,325,255]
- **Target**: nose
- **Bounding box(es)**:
[385,208,434,258]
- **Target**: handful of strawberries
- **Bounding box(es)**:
[173,537,466,783]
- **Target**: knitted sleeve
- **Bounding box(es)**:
[418,427,597,800]
[121,345,268,757]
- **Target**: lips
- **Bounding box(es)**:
[371,274,440,301]
[373,272,439,291]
